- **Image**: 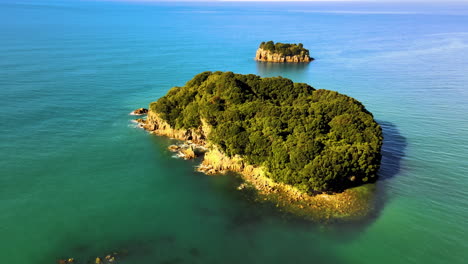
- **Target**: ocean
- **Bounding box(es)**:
[1,0,468,263]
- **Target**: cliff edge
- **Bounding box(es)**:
[255,48,312,63]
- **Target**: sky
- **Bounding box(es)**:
[102,0,468,3]
[131,0,467,1]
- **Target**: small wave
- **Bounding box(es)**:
[129,120,145,129]
[127,123,140,129]
[171,153,187,159]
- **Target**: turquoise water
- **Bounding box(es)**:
[1,1,468,263]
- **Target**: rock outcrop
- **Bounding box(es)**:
[130,108,148,115]
[141,111,207,145]
[255,48,313,63]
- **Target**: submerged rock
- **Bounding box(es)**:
[58,251,123,264]
[56,258,74,264]
[189,247,200,257]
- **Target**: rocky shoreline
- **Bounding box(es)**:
[167,143,207,160]
[133,110,375,221]
[254,48,313,63]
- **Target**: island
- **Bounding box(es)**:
[255,41,313,63]
[136,71,383,220]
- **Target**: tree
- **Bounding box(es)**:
[150,71,383,193]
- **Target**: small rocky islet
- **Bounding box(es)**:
[132,71,383,221]
[255,41,313,63]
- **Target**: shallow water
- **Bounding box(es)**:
[1,1,468,263]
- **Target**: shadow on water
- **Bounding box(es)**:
[305,120,407,235]
[223,120,408,240]
[353,120,407,226]
[256,61,310,79]
[377,120,408,181]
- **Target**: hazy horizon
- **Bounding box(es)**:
[10,0,467,3]
[93,0,468,3]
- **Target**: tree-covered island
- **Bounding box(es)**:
[255,41,313,63]
[136,71,383,220]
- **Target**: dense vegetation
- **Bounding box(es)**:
[259,41,310,57]
[151,72,382,193]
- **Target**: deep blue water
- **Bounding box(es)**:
[1,1,468,263]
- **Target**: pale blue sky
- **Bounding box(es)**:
[122,0,468,2]
[107,0,468,3]
[101,0,467,1]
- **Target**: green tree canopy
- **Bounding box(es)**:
[259,41,310,57]
[150,71,382,193]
